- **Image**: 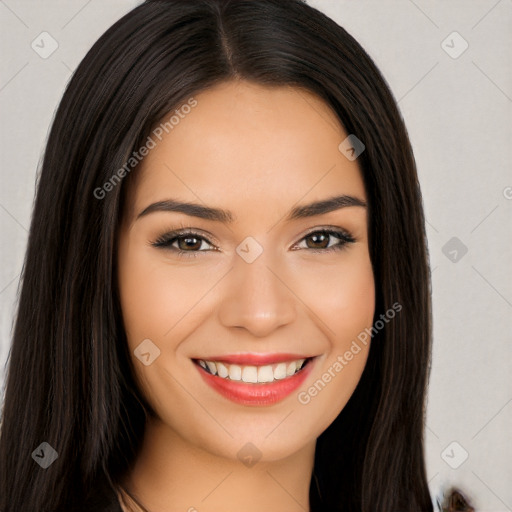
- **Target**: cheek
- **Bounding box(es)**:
[117,241,204,344]
[292,251,375,429]
[332,257,375,339]
[117,242,205,411]
[292,250,375,336]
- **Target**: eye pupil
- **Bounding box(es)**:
[307,233,329,249]
[178,236,202,251]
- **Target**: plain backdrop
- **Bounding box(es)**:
[0,1,511,510]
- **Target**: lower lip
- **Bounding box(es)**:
[195,359,315,406]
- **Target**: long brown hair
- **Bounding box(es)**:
[1,0,437,510]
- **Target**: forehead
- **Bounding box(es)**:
[124,80,366,223]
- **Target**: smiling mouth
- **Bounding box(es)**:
[193,357,311,384]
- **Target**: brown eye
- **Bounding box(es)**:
[295,229,356,253]
[151,230,216,256]
[305,232,331,249]
[175,235,203,251]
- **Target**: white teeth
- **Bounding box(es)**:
[197,358,309,383]
[217,362,229,378]
[273,363,287,380]
[257,365,274,383]
[229,364,242,381]
[206,361,217,375]
[242,366,258,383]
[286,361,297,376]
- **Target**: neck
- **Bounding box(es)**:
[118,417,315,512]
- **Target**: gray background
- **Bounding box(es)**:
[0,0,511,510]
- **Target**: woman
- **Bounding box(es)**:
[0,0,473,510]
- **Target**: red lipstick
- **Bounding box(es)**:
[194,354,315,406]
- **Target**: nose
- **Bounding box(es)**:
[217,251,296,338]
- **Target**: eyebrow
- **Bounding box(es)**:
[136,194,367,223]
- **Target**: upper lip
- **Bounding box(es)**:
[193,353,313,366]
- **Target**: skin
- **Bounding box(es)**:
[116,80,375,512]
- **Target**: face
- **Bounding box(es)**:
[117,80,375,463]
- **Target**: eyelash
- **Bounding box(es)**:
[150,227,356,258]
